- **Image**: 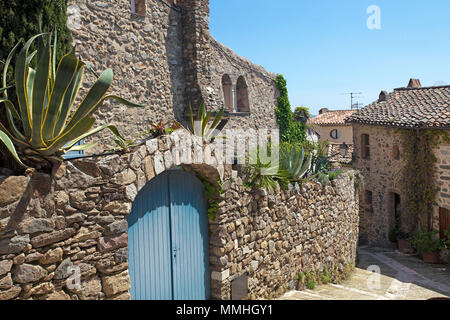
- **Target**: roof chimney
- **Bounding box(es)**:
[379,91,388,102]
[318,108,329,115]
[407,78,422,88]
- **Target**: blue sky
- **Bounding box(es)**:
[210,0,450,115]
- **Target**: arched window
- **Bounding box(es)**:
[236,76,250,112]
[222,74,233,112]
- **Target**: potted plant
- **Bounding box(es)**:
[411,229,444,264]
[388,227,400,249]
[398,232,414,253]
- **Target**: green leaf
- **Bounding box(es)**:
[0,129,28,167]
[67,142,96,152]
[62,123,125,151]
[40,117,96,156]
[52,60,85,138]
[0,97,27,141]
[30,35,52,148]
[2,40,22,95]
[62,68,114,135]
[42,53,79,141]
[15,33,47,138]
[102,94,145,108]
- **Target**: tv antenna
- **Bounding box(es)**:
[340,92,363,109]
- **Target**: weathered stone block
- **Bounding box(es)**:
[104,220,128,236]
[18,218,55,234]
[12,263,48,283]
[31,228,76,248]
[98,233,128,252]
[211,269,230,281]
[0,176,29,207]
[73,227,101,242]
[102,270,130,296]
[40,248,63,265]
[0,285,21,300]
[0,273,12,290]
[0,235,30,254]
[0,260,13,276]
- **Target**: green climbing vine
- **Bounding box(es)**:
[274,75,307,144]
[199,175,223,221]
[400,129,450,234]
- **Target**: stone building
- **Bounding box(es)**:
[0,0,362,301]
[308,109,356,165]
[0,131,360,300]
[67,0,279,153]
[347,79,450,246]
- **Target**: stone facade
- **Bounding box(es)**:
[0,130,359,300]
[352,124,450,246]
[67,0,278,153]
[209,170,359,299]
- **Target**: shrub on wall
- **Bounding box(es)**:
[274,75,306,144]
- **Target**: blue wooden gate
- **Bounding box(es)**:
[127,170,210,300]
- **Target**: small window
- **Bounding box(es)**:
[236,76,250,112]
[361,134,370,159]
[222,74,233,112]
[330,129,339,140]
[131,0,146,16]
[365,190,373,206]
[392,145,400,160]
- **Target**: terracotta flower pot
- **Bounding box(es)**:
[398,239,413,253]
[391,242,399,250]
[421,251,440,264]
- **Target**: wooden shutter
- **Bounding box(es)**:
[439,207,450,239]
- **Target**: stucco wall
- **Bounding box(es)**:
[0,130,359,300]
[313,125,354,146]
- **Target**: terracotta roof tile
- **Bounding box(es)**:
[308,110,357,126]
[346,85,450,128]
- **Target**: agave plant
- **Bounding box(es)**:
[243,146,289,192]
[280,143,312,181]
[309,155,331,185]
[187,101,224,142]
[0,32,143,166]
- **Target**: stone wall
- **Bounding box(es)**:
[436,143,450,210]
[0,130,359,300]
[68,0,186,152]
[67,0,279,153]
[209,171,359,300]
[353,123,450,246]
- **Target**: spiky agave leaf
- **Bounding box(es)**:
[0,32,145,166]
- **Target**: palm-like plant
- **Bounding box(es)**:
[187,101,224,142]
[0,32,143,166]
[280,143,312,181]
[243,146,289,192]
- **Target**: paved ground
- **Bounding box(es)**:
[279,246,450,300]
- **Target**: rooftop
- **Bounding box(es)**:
[346,79,450,129]
[308,110,357,126]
